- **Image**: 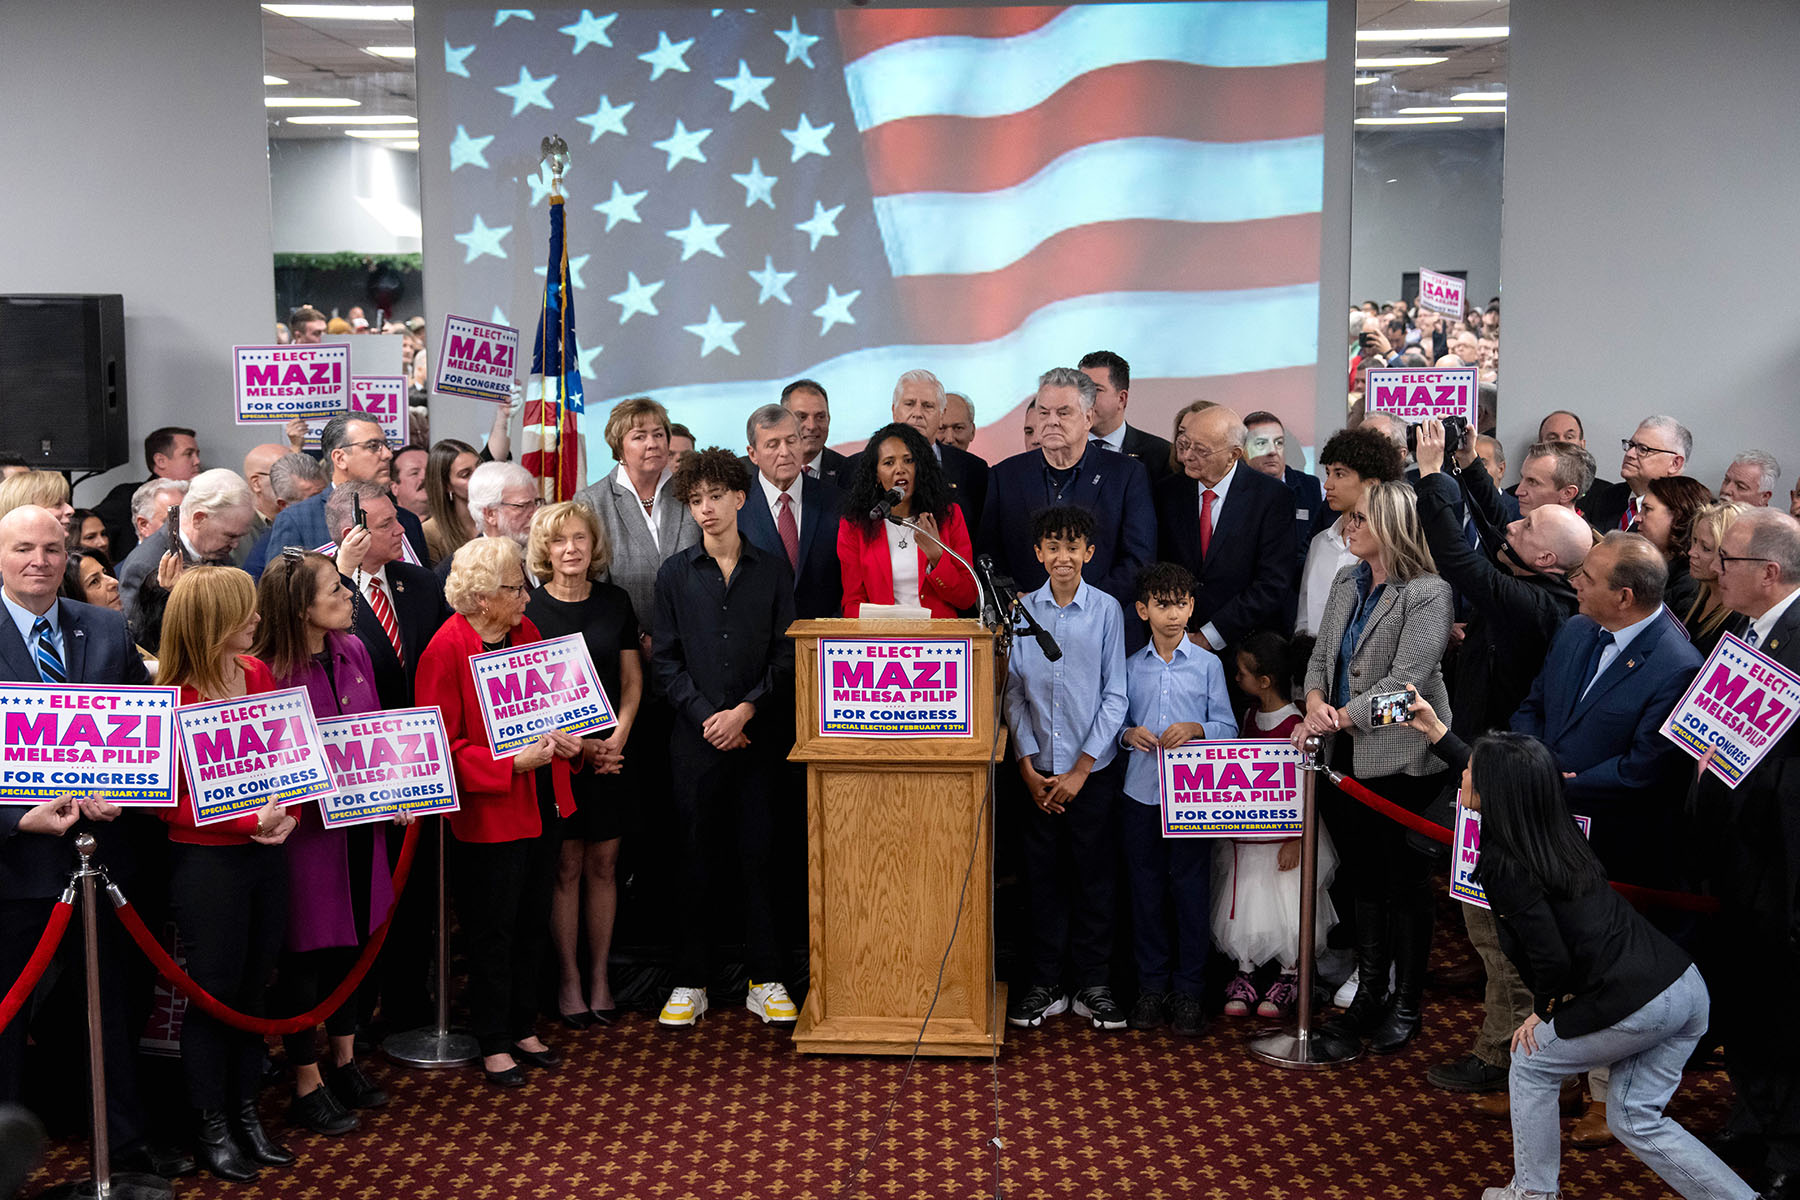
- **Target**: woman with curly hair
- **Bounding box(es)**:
[837,421,976,617]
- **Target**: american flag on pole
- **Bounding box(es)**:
[522,194,584,501]
[435,3,1325,460]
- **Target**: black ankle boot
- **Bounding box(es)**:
[229,1100,295,1167]
[1370,892,1434,1054]
[195,1109,260,1183]
[1332,899,1392,1037]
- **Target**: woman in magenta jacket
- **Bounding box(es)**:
[837,422,977,617]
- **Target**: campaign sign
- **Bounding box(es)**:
[1418,268,1466,317]
[300,375,406,451]
[433,314,519,402]
[1451,803,1592,909]
[1366,366,1480,425]
[0,684,181,805]
[1660,633,1800,787]
[233,344,351,423]
[174,687,335,826]
[817,638,973,738]
[470,633,616,758]
[316,707,458,828]
[1158,739,1305,837]
[309,535,423,568]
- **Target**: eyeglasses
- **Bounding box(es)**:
[497,582,529,596]
[497,498,545,513]
[1717,551,1775,571]
[1174,438,1232,459]
[1620,439,1678,458]
[345,438,392,455]
[1342,513,1368,530]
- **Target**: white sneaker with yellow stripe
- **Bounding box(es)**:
[746,981,797,1023]
[658,986,708,1027]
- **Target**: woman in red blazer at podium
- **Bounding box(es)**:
[838,422,977,617]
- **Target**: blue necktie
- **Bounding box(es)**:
[1746,628,1760,649]
[1579,629,1615,696]
[32,616,64,684]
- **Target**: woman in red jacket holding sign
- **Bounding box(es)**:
[415,537,579,1088]
[156,566,298,1183]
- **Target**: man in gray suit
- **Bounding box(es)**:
[117,468,255,650]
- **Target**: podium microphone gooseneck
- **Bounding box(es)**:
[889,513,999,627]
[972,553,1062,662]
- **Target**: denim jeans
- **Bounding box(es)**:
[1508,964,1754,1198]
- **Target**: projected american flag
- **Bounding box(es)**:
[433,3,1326,459]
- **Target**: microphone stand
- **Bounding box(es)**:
[891,516,1002,632]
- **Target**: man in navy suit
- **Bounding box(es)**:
[1153,403,1296,657]
[0,507,175,1174]
[848,370,988,532]
[781,379,852,490]
[1244,410,1323,580]
[1511,531,1702,885]
[979,367,1155,613]
[247,412,427,576]
[324,483,449,710]
[739,405,841,620]
[1078,351,1173,486]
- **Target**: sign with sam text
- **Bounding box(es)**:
[1366,366,1480,425]
[233,344,351,423]
[1660,633,1800,787]
[817,638,972,737]
[1418,268,1466,317]
[433,314,520,402]
[1158,739,1305,837]
[470,634,616,758]
[174,687,335,826]
[1451,803,1591,909]
[0,684,181,806]
[317,707,458,828]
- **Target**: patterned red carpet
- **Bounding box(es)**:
[25,977,1736,1200]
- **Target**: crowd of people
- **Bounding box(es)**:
[0,298,1797,1199]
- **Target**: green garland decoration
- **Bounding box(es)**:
[274,252,423,272]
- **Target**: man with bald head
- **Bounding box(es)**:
[241,442,291,554]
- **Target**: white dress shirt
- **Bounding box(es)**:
[2,590,60,662]
[1298,519,1356,636]
[1581,607,1664,699]
[758,471,803,531]
[1194,461,1239,649]
[1090,422,1127,452]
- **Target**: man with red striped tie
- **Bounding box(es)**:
[324,481,449,711]
[1584,416,1692,534]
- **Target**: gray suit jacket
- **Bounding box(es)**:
[1305,567,1454,779]
[573,469,700,628]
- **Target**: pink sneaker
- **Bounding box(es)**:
[1258,971,1299,1019]
[1222,971,1258,1017]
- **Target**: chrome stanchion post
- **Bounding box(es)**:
[41,835,172,1200]
[384,817,478,1068]
[1249,737,1362,1068]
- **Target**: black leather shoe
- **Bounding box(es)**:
[482,1063,528,1088]
[116,1139,198,1179]
[195,1109,259,1183]
[326,1060,390,1110]
[512,1042,562,1070]
[559,1009,596,1029]
[589,1008,618,1026]
[289,1084,360,1136]
[230,1100,296,1166]
[1426,1054,1509,1093]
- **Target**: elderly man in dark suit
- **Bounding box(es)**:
[0,506,186,1177]
[324,482,448,710]
[978,367,1155,613]
[117,467,257,650]
[739,404,840,619]
[1153,403,1296,657]
[1584,415,1692,533]
[246,412,427,576]
[848,370,988,531]
[781,379,851,489]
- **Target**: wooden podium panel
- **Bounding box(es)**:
[788,619,1005,1056]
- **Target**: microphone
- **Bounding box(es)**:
[868,486,905,522]
[975,554,1062,662]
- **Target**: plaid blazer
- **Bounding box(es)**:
[1305,566,1454,779]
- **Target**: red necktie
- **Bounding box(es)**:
[368,576,404,661]
[1199,488,1217,559]
[776,492,800,570]
[1621,497,1637,531]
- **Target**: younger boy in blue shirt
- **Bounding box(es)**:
[1003,506,1129,1031]
[1118,562,1237,1036]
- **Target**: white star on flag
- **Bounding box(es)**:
[455,214,512,262]
[714,60,774,112]
[449,125,494,170]
[494,9,533,26]
[444,41,476,78]
[608,272,663,323]
[774,17,819,68]
[794,201,844,251]
[748,256,796,306]
[593,181,647,230]
[495,66,556,116]
[651,119,710,170]
[535,252,591,288]
[576,95,632,142]
[780,113,833,162]
[637,31,694,80]
[683,306,745,357]
[576,342,603,379]
[559,9,617,53]
[665,211,729,261]
[730,159,778,209]
[812,285,861,335]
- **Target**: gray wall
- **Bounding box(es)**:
[1350,129,1503,313]
[270,139,423,255]
[0,0,277,505]
[1499,0,1800,496]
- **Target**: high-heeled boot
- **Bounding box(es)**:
[1370,890,1435,1054]
[229,1099,295,1167]
[195,1109,259,1183]
[1331,899,1392,1037]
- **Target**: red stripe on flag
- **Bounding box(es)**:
[892,215,1321,345]
[836,6,1066,63]
[863,62,1325,196]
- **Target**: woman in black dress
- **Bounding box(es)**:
[525,501,642,1026]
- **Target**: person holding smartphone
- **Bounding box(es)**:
[1295,479,1454,1055]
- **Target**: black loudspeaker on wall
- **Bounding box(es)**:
[0,294,129,473]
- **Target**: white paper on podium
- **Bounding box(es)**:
[857,604,932,619]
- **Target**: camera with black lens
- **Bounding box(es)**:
[1405,414,1470,458]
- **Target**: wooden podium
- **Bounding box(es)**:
[787,619,1006,1056]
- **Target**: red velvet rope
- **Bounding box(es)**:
[1327,770,1723,915]
[0,901,72,1035]
[110,820,421,1036]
